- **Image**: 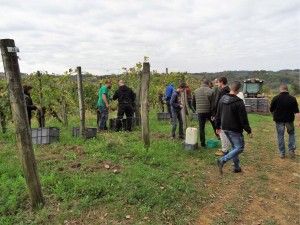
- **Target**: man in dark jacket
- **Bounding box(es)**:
[212,77,231,156]
[170,83,186,139]
[215,81,253,174]
[23,84,41,127]
[270,84,300,158]
[113,80,135,132]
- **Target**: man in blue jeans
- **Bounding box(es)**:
[97,80,112,131]
[170,83,186,139]
[215,81,253,174]
[270,84,300,158]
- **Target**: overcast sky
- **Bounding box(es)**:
[0,0,299,75]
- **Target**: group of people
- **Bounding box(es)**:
[23,77,299,175]
[166,78,299,174]
[97,80,135,132]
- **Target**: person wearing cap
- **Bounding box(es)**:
[23,84,41,127]
[170,83,186,139]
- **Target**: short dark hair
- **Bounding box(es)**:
[23,84,33,93]
[179,82,186,89]
[230,81,241,92]
[218,77,227,85]
[202,79,210,85]
[280,84,288,91]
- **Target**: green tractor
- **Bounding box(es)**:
[243,78,264,98]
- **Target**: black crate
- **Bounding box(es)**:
[31,127,60,144]
[157,112,170,120]
[132,117,141,126]
[73,127,97,139]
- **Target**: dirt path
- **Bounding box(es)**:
[197,141,300,225]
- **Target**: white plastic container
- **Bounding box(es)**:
[185,127,198,145]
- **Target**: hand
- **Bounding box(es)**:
[216,129,222,135]
[36,105,42,111]
[248,133,253,138]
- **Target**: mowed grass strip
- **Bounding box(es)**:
[0,110,298,224]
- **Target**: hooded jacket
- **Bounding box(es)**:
[113,85,135,104]
[215,94,251,134]
[164,84,175,101]
[211,86,230,116]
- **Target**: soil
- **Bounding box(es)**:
[197,145,300,225]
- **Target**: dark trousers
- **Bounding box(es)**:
[198,113,218,147]
[187,99,195,113]
[171,108,183,138]
[166,100,172,118]
[116,104,133,131]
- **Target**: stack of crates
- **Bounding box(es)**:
[72,127,97,139]
[257,98,269,113]
[31,127,60,144]
[244,98,258,113]
[157,112,171,120]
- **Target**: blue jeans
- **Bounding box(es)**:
[99,106,108,130]
[171,108,183,138]
[275,122,296,156]
[221,131,245,170]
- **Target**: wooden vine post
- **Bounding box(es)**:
[77,66,86,137]
[141,62,150,148]
[180,90,188,130]
[37,71,45,127]
[0,39,44,208]
[134,71,142,120]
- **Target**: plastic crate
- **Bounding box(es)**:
[206,140,219,148]
[192,113,198,120]
[73,127,97,139]
[157,112,170,120]
[31,127,60,144]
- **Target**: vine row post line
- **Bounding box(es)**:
[77,66,86,137]
[141,62,150,149]
[0,38,44,209]
[37,70,45,127]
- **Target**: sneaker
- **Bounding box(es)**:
[233,167,242,173]
[280,155,286,159]
[215,150,228,156]
[170,136,175,140]
[201,144,207,148]
[217,159,224,175]
[289,152,295,158]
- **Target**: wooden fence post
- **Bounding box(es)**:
[0,39,44,208]
[180,91,188,130]
[37,71,45,127]
[141,63,150,148]
[134,71,142,121]
[77,66,86,137]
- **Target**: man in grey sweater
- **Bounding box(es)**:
[193,79,219,147]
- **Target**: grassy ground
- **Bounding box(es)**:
[0,109,299,225]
